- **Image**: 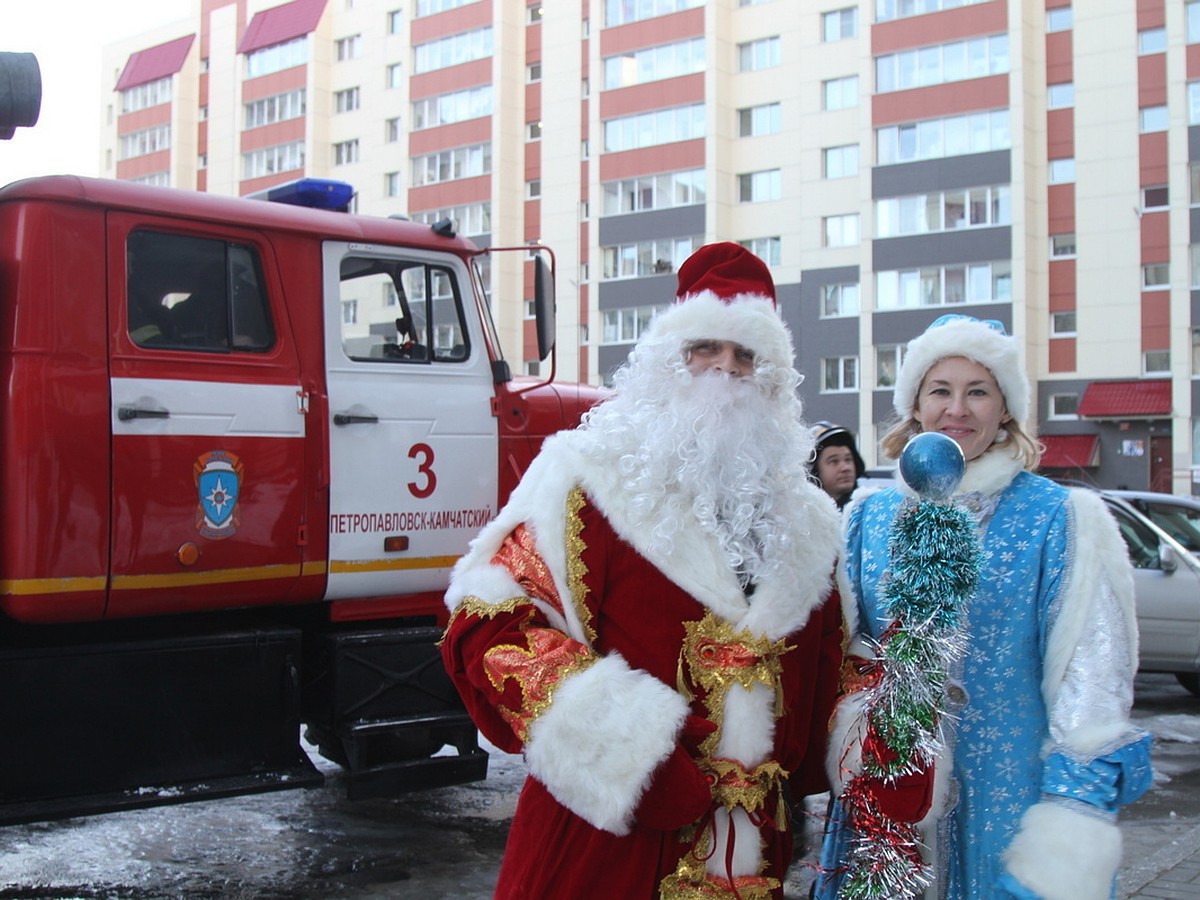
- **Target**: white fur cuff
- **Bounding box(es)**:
[1002,801,1121,899]
[525,653,689,835]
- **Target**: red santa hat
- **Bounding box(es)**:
[643,242,794,370]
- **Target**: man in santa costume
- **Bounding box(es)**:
[441,242,844,899]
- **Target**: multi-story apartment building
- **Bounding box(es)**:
[100,0,1200,494]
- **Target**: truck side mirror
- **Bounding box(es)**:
[533,255,556,362]
[0,52,42,140]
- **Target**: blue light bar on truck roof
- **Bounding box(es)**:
[248,178,354,212]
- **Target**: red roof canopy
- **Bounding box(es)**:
[115,35,195,92]
[1039,434,1100,468]
[1077,380,1171,418]
[239,0,328,54]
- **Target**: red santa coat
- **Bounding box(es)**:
[441,431,843,900]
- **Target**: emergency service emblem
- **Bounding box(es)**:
[194,450,243,540]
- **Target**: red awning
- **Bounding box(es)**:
[1077,380,1171,418]
[1039,434,1100,468]
[239,0,328,54]
[115,35,195,91]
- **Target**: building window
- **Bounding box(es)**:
[1144,349,1170,375]
[603,37,705,90]
[411,201,491,237]
[412,85,493,129]
[386,117,402,141]
[876,261,1011,309]
[384,171,401,196]
[414,26,494,74]
[603,104,705,152]
[1143,185,1168,210]
[823,8,857,42]
[876,344,905,388]
[823,144,859,179]
[1140,105,1169,133]
[243,140,305,179]
[246,36,308,78]
[1142,263,1169,289]
[1047,7,1073,33]
[526,179,541,199]
[876,185,1011,237]
[602,237,702,279]
[1048,158,1075,184]
[1192,244,1200,287]
[528,3,543,24]
[528,62,542,82]
[336,35,362,60]
[823,214,860,247]
[342,299,358,325]
[387,63,404,87]
[1139,27,1166,55]
[1050,311,1077,337]
[738,37,780,72]
[603,169,705,214]
[1190,1,1200,44]
[411,143,492,186]
[388,9,404,33]
[875,34,1009,94]
[1050,234,1077,258]
[601,304,663,344]
[120,75,172,114]
[1048,393,1079,419]
[245,89,306,128]
[877,109,1010,166]
[119,124,171,160]
[738,103,781,137]
[334,140,360,166]
[739,237,781,266]
[527,121,542,141]
[876,0,987,21]
[738,169,782,203]
[821,356,858,392]
[1191,162,1200,205]
[1193,328,1200,375]
[604,0,702,27]
[335,87,360,113]
[823,75,858,111]
[1048,82,1074,109]
[820,282,859,318]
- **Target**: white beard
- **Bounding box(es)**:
[576,336,814,586]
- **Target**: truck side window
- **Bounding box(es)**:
[338,256,470,364]
[127,230,275,353]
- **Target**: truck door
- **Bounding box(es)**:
[322,242,498,601]
[107,218,308,617]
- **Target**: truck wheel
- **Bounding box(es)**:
[1176,673,1200,696]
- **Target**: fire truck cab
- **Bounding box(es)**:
[0,175,602,824]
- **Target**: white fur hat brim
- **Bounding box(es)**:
[893,316,1027,423]
[645,291,794,370]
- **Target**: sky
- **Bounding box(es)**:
[2,0,193,184]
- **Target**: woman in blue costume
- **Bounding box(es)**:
[815,315,1152,900]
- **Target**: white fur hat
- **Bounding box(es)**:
[643,242,794,370]
[893,314,1028,423]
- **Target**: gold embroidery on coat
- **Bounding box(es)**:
[564,486,597,644]
[491,524,565,619]
[482,626,594,742]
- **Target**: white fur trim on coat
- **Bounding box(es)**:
[524,652,690,835]
[1002,801,1122,899]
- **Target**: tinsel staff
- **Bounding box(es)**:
[839,432,983,900]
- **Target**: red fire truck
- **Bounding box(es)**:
[0,175,603,824]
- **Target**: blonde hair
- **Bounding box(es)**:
[880,415,1041,470]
